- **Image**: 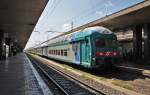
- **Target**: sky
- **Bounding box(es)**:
[25,0,144,49]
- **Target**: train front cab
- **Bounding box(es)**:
[90,32,120,68]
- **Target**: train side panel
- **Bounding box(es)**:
[47,41,92,68]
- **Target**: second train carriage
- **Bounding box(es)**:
[32,26,120,68]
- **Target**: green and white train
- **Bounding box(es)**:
[29,26,120,68]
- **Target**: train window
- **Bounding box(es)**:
[68,48,70,51]
[72,43,80,52]
[85,39,89,43]
[56,50,57,55]
[95,38,105,48]
[58,50,60,55]
[54,50,56,55]
[52,50,54,54]
[61,50,63,56]
[105,39,117,48]
[64,50,67,56]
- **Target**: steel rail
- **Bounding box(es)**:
[31,59,69,95]
[45,63,106,95]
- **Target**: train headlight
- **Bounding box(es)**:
[113,52,117,56]
[99,52,104,56]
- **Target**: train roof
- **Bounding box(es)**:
[69,26,114,42]
[76,26,113,37]
[83,26,113,34]
[47,26,114,45]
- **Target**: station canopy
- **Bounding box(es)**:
[66,1,150,33]
[0,0,48,48]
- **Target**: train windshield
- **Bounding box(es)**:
[95,38,117,49]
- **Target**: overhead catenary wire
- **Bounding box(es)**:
[62,0,124,25]
[40,0,62,26]
[32,0,142,48]
[40,0,130,44]
[44,0,125,32]
[43,0,63,26]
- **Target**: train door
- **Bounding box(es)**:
[42,47,44,55]
[72,42,80,64]
[42,47,47,56]
[46,46,48,56]
[81,37,90,66]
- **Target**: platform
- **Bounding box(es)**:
[0,53,45,95]
[117,61,150,70]
[116,61,150,77]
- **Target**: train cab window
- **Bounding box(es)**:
[61,50,63,56]
[105,39,117,48]
[95,39,105,48]
[72,43,80,52]
[64,50,67,56]
[95,38,117,48]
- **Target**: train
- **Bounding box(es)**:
[28,26,120,68]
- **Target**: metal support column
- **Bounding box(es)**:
[144,23,150,62]
[0,32,2,59]
[133,25,142,62]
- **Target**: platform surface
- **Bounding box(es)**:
[0,53,43,95]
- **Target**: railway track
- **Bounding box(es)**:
[28,55,105,95]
